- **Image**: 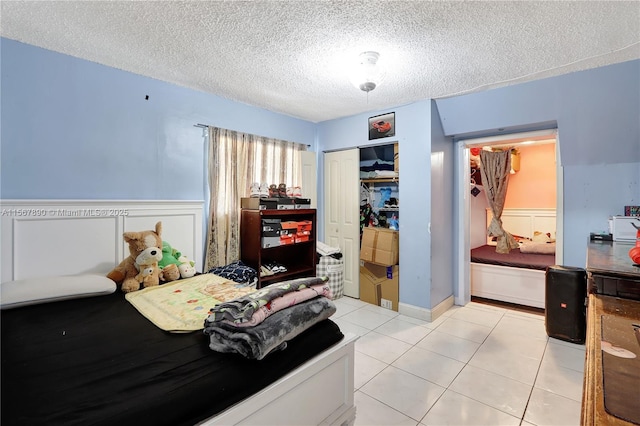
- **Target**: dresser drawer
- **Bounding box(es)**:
[590,274,640,301]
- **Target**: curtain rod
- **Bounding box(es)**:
[194,123,311,147]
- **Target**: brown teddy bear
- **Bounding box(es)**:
[135,266,155,284]
[106,222,163,293]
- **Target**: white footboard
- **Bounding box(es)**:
[471,262,546,309]
[201,333,358,426]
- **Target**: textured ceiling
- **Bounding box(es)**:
[1,1,639,123]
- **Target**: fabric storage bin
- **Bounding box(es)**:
[317,255,344,300]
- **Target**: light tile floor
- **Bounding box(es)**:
[332,297,585,426]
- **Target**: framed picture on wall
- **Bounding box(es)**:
[368,112,395,140]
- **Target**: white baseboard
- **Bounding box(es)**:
[431,295,455,320]
[398,295,454,323]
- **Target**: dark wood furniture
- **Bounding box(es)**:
[240,208,317,288]
[582,294,640,425]
[582,240,640,425]
[587,240,640,301]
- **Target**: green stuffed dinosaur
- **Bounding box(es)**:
[159,240,182,269]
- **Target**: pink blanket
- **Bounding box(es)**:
[223,283,332,328]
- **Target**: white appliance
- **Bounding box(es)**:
[609,216,640,241]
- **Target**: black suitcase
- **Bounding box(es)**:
[545,265,587,344]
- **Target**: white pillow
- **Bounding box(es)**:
[0,274,116,309]
[520,241,556,255]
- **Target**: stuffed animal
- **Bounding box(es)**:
[177,256,196,279]
[160,263,180,282]
[106,222,163,293]
[135,266,155,284]
[158,240,182,269]
[134,246,162,287]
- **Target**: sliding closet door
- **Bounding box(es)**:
[324,149,360,298]
[300,151,317,209]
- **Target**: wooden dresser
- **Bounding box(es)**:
[582,241,640,425]
[587,240,640,301]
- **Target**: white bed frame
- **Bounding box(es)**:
[0,199,357,426]
[471,208,556,309]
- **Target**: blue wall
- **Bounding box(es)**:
[436,59,640,267]
[430,100,454,307]
[0,38,317,200]
[3,38,638,310]
[317,101,436,311]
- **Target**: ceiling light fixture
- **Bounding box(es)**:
[350,51,384,93]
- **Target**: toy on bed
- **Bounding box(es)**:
[135,266,155,284]
[157,240,196,282]
[177,255,196,278]
[519,231,556,254]
[106,221,163,293]
[159,264,180,282]
[157,241,182,283]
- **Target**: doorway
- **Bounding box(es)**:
[455,129,563,306]
[323,142,399,299]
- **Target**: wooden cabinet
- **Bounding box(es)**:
[240,208,317,288]
[582,241,640,425]
[586,240,640,301]
[582,294,640,425]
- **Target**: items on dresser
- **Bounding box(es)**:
[587,240,640,301]
[240,209,317,288]
[241,197,311,211]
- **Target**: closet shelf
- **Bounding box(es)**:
[361,178,398,184]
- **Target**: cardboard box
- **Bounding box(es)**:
[359,265,382,306]
[360,227,399,266]
[241,197,278,210]
[359,261,399,311]
[261,218,282,237]
[261,236,281,248]
[280,221,298,235]
[294,233,310,243]
[276,198,296,210]
[279,234,295,245]
[296,220,313,233]
[293,198,311,209]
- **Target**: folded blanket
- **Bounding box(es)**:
[203,296,336,360]
[317,241,341,257]
[125,273,256,332]
[206,276,328,324]
[222,283,332,328]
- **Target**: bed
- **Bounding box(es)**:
[0,200,357,426]
[470,208,557,309]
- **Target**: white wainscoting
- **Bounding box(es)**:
[1,200,203,282]
[486,207,556,245]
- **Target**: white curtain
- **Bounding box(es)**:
[480,149,518,254]
[204,127,305,270]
